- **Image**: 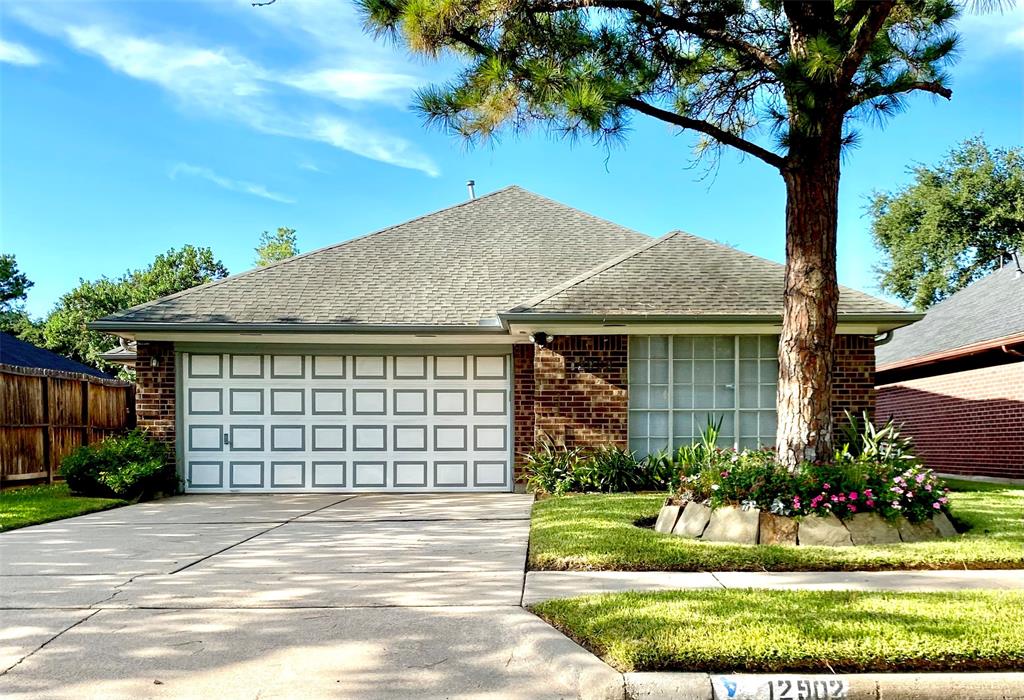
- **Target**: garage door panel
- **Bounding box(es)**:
[182,352,512,492]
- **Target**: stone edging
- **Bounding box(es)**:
[654,501,957,546]
[614,671,1024,700]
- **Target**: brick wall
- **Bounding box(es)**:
[512,344,536,482]
[134,341,176,466]
[531,334,629,455]
[877,361,1024,480]
[833,334,876,440]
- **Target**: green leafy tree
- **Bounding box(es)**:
[356,0,965,466]
[42,246,228,373]
[0,254,32,308]
[0,254,43,343]
[870,137,1024,310]
[255,227,299,266]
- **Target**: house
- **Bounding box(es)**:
[876,261,1024,481]
[91,186,918,493]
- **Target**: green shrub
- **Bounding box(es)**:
[524,442,584,495]
[60,429,177,500]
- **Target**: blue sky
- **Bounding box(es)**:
[2,0,1022,318]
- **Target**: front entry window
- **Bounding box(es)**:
[628,335,779,455]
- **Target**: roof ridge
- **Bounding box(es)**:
[507,232,672,312]
[103,185,525,321]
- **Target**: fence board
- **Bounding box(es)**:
[0,366,134,485]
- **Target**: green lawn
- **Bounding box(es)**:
[528,482,1024,571]
[531,589,1024,673]
[0,484,126,531]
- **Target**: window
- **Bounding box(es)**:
[628,335,779,455]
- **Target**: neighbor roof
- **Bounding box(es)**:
[505,231,912,319]
[0,333,114,380]
[876,263,1024,369]
[94,186,650,330]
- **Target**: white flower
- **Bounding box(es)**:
[711,484,720,491]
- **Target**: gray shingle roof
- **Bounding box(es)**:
[98,186,651,328]
[876,263,1024,367]
[508,231,910,317]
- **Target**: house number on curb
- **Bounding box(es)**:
[713,676,849,700]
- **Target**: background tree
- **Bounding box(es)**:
[0,254,43,344]
[255,227,299,266]
[356,0,962,466]
[870,137,1024,310]
[43,246,228,374]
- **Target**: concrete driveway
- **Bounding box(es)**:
[0,494,615,699]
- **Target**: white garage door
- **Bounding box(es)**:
[180,352,513,492]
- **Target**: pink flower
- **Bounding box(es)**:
[906,491,914,498]
[849,505,857,513]
[925,484,933,492]
[933,502,941,509]
[916,473,926,483]
[864,489,874,497]
[866,500,875,508]
[939,497,949,504]
[891,502,901,509]
[849,492,858,500]
[823,483,831,490]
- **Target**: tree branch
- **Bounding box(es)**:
[620,97,786,171]
[527,0,784,74]
[838,0,896,85]
[851,80,953,106]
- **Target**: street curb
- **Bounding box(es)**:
[621,671,1024,700]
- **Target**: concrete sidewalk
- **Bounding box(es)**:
[523,568,1024,604]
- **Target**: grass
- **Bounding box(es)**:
[528,481,1024,571]
[0,483,126,531]
[531,589,1024,673]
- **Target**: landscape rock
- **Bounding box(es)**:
[700,506,759,545]
[672,502,712,539]
[798,513,853,547]
[757,512,798,546]
[654,505,683,534]
[845,512,902,545]
[897,517,941,542]
[933,511,958,538]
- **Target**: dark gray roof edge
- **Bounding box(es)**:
[88,321,512,334]
[96,185,544,324]
[499,311,924,324]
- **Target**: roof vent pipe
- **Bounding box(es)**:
[467,180,476,200]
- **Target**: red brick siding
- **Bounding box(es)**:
[833,334,876,441]
[877,361,1024,480]
[531,335,629,454]
[134,341,176,466]
[512,344,536,482]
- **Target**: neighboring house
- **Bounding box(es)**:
[0,332,114,380]
[876,262,1024,481]
[99,339,138,368]
[91,186,918,493]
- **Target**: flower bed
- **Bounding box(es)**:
[526,413,957,547]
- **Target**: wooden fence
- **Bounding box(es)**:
[0,364,135,485]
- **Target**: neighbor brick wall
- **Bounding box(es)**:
[877,361,1024,480]
[526,335,629,466]
[832,334,876,441]
[512,344,536,482]
[135,341,176,466]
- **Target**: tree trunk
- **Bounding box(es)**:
[775,142,842,469]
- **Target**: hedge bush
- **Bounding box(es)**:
[60,429,177,500]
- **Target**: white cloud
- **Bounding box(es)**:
[169,163,295,203]
[954,2,1024,64]
[8,4,439,177]
[283,69,420,107]
[0,37,42,66]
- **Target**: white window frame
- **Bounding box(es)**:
[627,335,779,454]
